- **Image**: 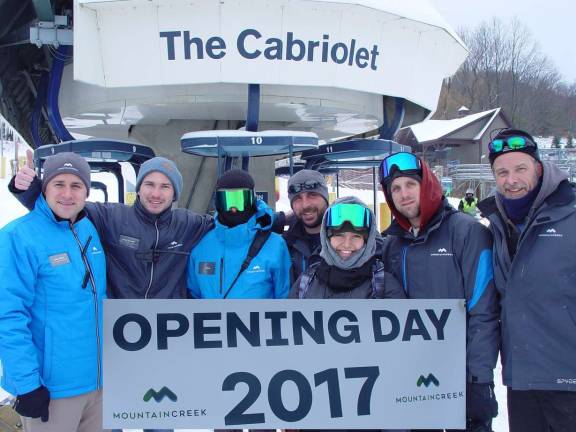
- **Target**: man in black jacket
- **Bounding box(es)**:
[478,129,576,432]
[379,152,500,432]
[283,169,329,282]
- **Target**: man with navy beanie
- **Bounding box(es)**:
[478,129,576,432]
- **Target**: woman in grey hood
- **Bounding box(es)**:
[289,197,406,432]
[290,196,404,301]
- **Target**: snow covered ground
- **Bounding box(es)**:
[0,175,509,431]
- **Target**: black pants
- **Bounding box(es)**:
[507,388,576,432]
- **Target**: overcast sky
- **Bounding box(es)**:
[430,0,576,84]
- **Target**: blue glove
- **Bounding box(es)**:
[14,386,50,422]
[466,382,498,422]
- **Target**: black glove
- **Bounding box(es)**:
[14,386,50,422]
[466,382,498,422]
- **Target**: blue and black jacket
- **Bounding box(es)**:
[381,158,500,384]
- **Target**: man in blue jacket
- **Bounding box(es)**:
[478,129,576,432]
[0,153,107,432]
[188,168,291,300]
[380,152,500,432]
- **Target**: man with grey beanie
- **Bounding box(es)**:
[284,169,329,281]
[1,152,107,432]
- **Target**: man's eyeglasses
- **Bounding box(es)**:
[379,152,421,184]
[488,136,536,154]
[288,180,322,194]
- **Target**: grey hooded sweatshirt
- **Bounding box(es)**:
[289,196,404,300]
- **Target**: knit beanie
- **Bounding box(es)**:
[136,157,183,201]
[489,129,540,166]
[216,169,255,190]
[42,152,91,195]
[288,169,329,206]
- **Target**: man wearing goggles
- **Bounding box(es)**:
[187,169,290,300]
[379,152,500,432]
[284,169,330,282]
[478,128,576,432]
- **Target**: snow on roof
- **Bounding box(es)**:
[406,108,500,142]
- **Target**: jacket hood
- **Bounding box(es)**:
[319,196,380,270]
[382,156,443,231]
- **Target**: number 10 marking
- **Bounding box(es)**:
[222,366,380,426]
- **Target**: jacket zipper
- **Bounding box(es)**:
[219,257,224,295]
[144,219,160,299]
[70,223,101,390]
[401,245,409,295]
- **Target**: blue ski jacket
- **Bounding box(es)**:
[0,196,106,399]
[187,199,291,299]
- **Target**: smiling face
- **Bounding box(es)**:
[291,191,328,233]
[137,171,175,214]
[329,230,366,260]
[390,176,421,227]
[492,152,542,199]
[44,173,88,223]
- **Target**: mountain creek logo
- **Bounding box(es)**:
[539,228,563,238]
[430,248,453,257]
[417,373,440,387]
[143,386,178,402]
[395,373,463,404]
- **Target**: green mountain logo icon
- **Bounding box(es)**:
[143,386,178,402]
[417,374,440,387]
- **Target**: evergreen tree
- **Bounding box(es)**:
[552,135,561,148]
[567,134,574,149]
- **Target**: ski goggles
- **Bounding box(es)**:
[325,203,372,230]
[488,135,537,154]
[288,180,323,195]
[379,152,421,184]
[215,189,254,212]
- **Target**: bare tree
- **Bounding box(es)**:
[439,17,570,136]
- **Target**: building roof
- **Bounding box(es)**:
[405,108,502,143]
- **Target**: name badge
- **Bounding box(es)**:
[119,235,140,250]
[49,253,70,267]
[199,262,216,275]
